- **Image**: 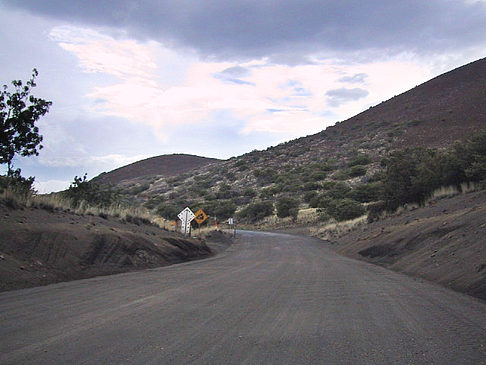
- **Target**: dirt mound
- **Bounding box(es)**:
[331,190,486,300]
[0,203,212,292]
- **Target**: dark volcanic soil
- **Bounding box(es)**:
[0,203,216,292]
[331,190,486,300]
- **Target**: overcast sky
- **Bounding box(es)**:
[1,0,485,192]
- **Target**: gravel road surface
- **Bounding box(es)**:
[1,231,485,364]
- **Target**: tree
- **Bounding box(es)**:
[0,69,51,175]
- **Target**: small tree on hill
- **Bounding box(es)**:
[0,69,51,175]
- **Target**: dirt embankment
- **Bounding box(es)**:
[330,190,486,300]
[0,204,218,292]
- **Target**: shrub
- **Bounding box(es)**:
[326,198,365,222]
[367,201,387,223]
[62,174,119,208]
[243,188,257,197]
[254,168,278,185]
[348,155,371,167]
[0,170,35,198]
[349,165,367,177]
[348,182,383,203]
[327,182,351,200]
[303,191,318,203]
[156,204,179,220]
[333,170,349,180]
[237,201,274,222]
[203,200,237,220]
[276,197,299,219]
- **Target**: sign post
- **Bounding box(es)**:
[177,207,195,236]
[228,217,236,237]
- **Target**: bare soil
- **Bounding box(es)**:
[330,190,486,300]
[0,203,220,292]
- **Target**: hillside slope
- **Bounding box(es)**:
[330,190,486,300]
[112,57,485,219]
[0,201,213,291]
[94,154,221,186]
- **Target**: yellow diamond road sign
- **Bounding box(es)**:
[194,209,208,224]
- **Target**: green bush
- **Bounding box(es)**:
[243,188,257,197]
[327,182,351,199]
[381,131,486,211]
[347,182,383,203]
[309,194,331,209]
[303,191,318,203]
[349,165,367,177]
[62,174,119,208]
[0,170,35,198]
[333,170,349,180]
[276,197,299,219]
[348,155,371,167]
[254,168,278,185]
[326,198,365,221]
[237,201,274,222]
[203,200,237,220]
[156,204,179,220]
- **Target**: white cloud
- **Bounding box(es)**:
[50,26,157,79]
[50,27,434,141]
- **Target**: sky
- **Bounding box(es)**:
[1,1,485,193]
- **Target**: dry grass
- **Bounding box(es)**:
[309,215,368,240]
[428,182,479,201]
[0,187,169,229]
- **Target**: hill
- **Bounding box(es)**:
[107,57,484,221]
[93,154,221,186]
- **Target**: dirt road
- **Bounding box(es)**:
[1,231,485,364]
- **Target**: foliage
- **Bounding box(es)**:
[237,201,274,222]
[382,148,441,211]
[326,198,365,222]
[203,199,237,220]
[276,197,299,220]
[303,190,318,203]
[144,195,165,209]
[254,168,278,185]
[156,204,179,220]
[347,182,383,203]
[333,170,349,180]
[216,183,235,199]
[348,154,372,167]
[381,130,486,211]
[243,188,257,197]
[62,174,119,208]
[349,165,367,177]
[0,69,52,174]
[0,169,35,197]
[326,182,351,199]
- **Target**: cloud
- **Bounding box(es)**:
[49,25,157,79]
[213,66,255,85]
[339,73,368,84]
[4,1,486,63]
[326,88,369,107]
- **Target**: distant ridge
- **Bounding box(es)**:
[93,154,221,185]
